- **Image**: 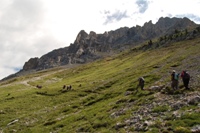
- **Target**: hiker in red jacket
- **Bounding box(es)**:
[181,70,190,90]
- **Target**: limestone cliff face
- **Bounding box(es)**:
[22,17,198,71]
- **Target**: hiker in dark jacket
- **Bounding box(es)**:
[136,77,145,91]
[181,70,190,90]
[171,70,179,90]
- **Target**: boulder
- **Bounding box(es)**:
[188,96,200,105]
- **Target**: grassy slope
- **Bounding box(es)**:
[0,37,200,133]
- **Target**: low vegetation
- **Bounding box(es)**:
[0,34,200,132]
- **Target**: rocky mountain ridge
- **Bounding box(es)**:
[1,17,199,81]
[22,17,198,70]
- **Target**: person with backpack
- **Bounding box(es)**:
[181,70,190,90]
[171,70,179,90]
[136,77,145,91]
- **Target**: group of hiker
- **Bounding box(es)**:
[136,70,190,91]
[171,70,190,90]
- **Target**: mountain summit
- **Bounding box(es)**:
[2,17,199,80]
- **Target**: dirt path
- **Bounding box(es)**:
[0,69,65,88]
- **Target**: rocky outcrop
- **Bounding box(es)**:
[23,57,39,71]
[15,17,200,73]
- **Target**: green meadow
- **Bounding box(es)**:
[0,36,200,132]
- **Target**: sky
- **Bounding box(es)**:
[0,0,200,80]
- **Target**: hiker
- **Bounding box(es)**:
[67,85,72,90]
[181,70,190,90]
[136,77,145,91]
[171,70,179,90]
[36,85,42,89]
[63,85,66,89]
[62,85,72,90]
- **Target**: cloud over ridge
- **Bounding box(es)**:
[104,10,129,25]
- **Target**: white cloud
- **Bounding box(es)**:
[0,0,200,79]
[136,0,149,13]
[0,0,61,79]
[103,10,129,25]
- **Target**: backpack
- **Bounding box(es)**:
[174,73,179,80]
[139,77,145,84]
[141,77,145,83]
[184,72,190,79]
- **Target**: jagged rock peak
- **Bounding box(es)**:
[181,17,197,27]
[89,31,96,36]
[103,31,109,36]
[23,57,39,71]
[156,17,196,29]
[143,20,153,27]
[88,31,97,40]
[74,30,88,44]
